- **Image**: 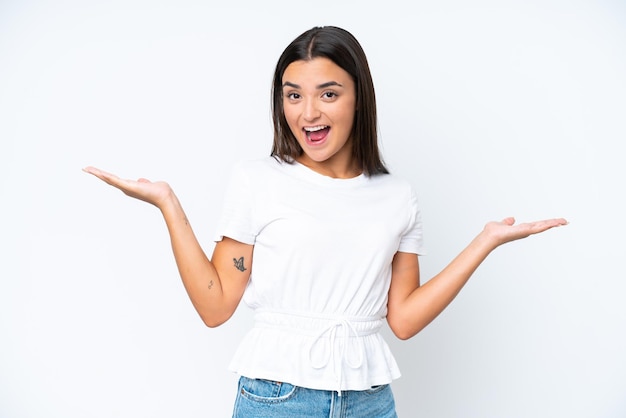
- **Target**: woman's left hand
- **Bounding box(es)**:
[483,217,568,247]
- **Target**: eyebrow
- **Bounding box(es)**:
[282,81,344,89]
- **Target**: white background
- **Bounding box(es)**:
[1,0,625,417]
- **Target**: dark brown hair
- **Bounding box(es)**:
[270,26,388,176]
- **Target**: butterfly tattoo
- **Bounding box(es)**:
[233,256,247,272]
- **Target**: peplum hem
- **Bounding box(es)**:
[227,310,401,392]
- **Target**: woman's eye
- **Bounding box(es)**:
[323,91,337,99]
[286,92,301,100]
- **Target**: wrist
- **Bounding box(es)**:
[474,228,501,253]
[157,188,181,216]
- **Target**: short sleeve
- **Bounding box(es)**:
[213,162,257,245]
[397,186,426,255]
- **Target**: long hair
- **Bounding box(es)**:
[270,26,388,176]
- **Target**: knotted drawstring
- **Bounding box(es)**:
[251,309,383,393]
[308,318,366,396]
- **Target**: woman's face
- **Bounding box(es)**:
[282,57,358,178]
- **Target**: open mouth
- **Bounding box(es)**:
[304,125,330,143]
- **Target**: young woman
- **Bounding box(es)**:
[84,26,567,417]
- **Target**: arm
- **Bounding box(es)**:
[386,216,568,340]
[83,166,251,327]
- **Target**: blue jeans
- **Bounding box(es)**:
[232,376,398,417]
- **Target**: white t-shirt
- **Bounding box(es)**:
[215,157,424,391]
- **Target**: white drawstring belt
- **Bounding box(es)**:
[253,309,382,395]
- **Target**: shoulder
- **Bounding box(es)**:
[228,157,296,189]
[364,173,422,214]
[233,156,291,171]
[366,172,416,195]
[229,156,283,177]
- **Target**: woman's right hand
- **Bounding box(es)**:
[83,166,173,209]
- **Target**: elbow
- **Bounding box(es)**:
[394,331,413,341]
[387,315,423,341]
[202,318,226,328]
[195,300,238,328]
[391,326,416,341]
[199,311,232,328]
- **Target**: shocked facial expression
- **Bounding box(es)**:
[282,57,357,178]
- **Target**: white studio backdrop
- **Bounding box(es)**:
[1,1,624,417]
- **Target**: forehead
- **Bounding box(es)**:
[282,57,352,85]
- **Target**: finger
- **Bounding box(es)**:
[83,166,118,181]
[83,166,114,176]
[544,217,569,229]
[82,166,102,176]
[524,218,568,234]
[82,166,130,190]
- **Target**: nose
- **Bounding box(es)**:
[303,98,321,122]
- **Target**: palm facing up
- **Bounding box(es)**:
[483,217,568,247]
[82,166,174,209]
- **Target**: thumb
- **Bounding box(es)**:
[501,217,515,226]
